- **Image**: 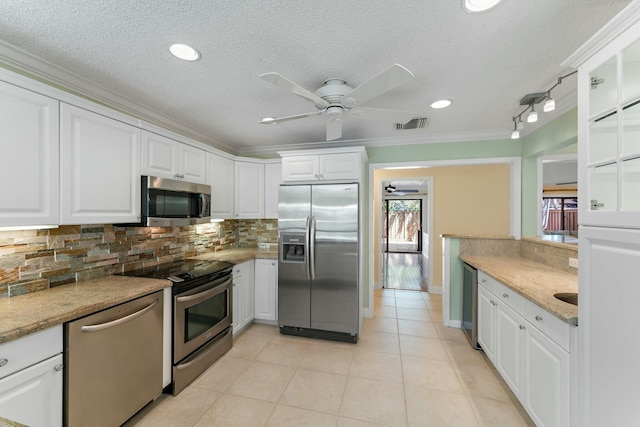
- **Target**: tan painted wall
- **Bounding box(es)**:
[374,164,511,287]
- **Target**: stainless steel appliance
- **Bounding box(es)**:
[138,175,211,227]
[462,262,480,349]
[65,291,164,427]
[278,183,359,343]
[120,259,234,395]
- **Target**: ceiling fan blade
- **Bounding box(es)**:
[349,107,415,124]
[259,110,324,124]
[341,64,414,108]
[326,108,343,141]
[260,72,330,108]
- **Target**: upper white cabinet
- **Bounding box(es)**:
[0,81,59,227]
[60,103,141,224]
[264,162,282,218]
[234,160,264,219]
[142,131,206,184]
[279,148,366,182]
[577,22,640,228]
[207,152,235,219]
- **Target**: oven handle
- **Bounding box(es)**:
[176,277,231,304]
[80,298,158,333]
[175,327,232,371]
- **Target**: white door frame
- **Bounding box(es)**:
[366,156,521,320]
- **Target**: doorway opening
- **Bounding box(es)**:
[384,199,422,253]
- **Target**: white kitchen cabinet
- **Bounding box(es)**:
[60,103,141,224]
[477,271,572,427]
[142,131,206,184]
[232,261,255,334]
[0,326,63,427]
[279,149,364,182]
[234,160,264,219]
[207,152,235,218]
[254,259,278,323]
[0,81,59,227]
[264,162,282,218]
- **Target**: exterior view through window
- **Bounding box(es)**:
[384,199,422,253]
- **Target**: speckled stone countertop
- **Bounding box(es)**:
[190,248,278,264]
[460,255,578,326]
[0,417,26,427]
[0,276,170,344]
[441,234,515,240]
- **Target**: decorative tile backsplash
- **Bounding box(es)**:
[0,219,278,297]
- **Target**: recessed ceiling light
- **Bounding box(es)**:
[430,99,452,109]
[169,43,201,61]
[462,0,502,13]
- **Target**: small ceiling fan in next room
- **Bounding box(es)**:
[259,64,419,141]
[385,185,420,196]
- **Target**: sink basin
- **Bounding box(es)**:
[554,292,578,306]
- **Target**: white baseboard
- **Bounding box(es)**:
[445,319,462,329]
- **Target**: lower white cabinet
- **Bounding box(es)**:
[478,274,572,427]
[254,259,278,323]
[0,326,63,427]
[232,261,255,334]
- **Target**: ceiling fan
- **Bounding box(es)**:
[385,185,420,196]
[259,64,418,141]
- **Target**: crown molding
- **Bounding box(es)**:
[562,0,640,68]
[0,40,238,156]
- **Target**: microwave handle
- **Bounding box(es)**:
[199,193,208,217]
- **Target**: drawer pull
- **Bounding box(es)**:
[519,325,526,330]
[481,279,486,283]
[0,358,7,367]
[503,293,509,298]
[535,315,543,322]
[54,364,64,372]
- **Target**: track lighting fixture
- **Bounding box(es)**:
[508,70,576,139]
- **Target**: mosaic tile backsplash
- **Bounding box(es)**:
[0,219,278,297]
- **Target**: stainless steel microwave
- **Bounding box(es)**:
[139,176,211,227]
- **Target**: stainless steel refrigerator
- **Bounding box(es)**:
[278,183,359,343]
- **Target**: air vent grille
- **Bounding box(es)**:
[395,117,428,130]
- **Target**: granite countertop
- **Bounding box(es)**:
[441,234,515,240]
[0,417,26,427]
[190,247,278,264]
[460,255,578,326]
[521,236,578,250]
[0,276,170,344]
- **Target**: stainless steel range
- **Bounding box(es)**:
[120,259,234,395]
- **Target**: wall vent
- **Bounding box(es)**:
[395,117,428,130]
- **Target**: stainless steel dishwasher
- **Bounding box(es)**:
[64,291,163,427]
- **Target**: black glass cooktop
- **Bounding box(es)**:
[119,259,234,283]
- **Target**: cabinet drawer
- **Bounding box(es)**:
[522,298,571,352]
[478,271,497,294]
[493,280,524,313]
[0,326,62,379]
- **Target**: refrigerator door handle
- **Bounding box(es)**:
[309,216,316,280]
[304,215,311,280]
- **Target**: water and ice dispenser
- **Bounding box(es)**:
[280,233,306,263]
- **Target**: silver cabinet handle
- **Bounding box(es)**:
[519,325,526,330]
[503,293,509,298]
[81,299,158,333]
[319,173,324,179]
[0,358,7,367]
[314,174,319,179]
[481,279,486,283]
[54,364,64,372]
[535,315,543,321]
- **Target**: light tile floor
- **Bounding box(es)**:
[125,289,535,427]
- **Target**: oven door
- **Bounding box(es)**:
[174,274,232,363]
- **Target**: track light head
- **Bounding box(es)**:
[543,97,556,112]
[527,105,538,123]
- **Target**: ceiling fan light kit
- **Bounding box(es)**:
[259,64,420,141]
[509,70,577,140]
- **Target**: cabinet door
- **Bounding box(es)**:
[207,153,235,218]
[179,144,206,184]
[235,161,264,218]
[141,131,180,180]
[60,104,141,224]
[524,322,570,427]
[281,155,319,181]
[477,285,496,362]
[0,354,63,427]
[254,259,277,322]
[495,302,525,399]
[0,81,59,227]
[264,162,282,218]
[319,153,361,180]
[232,269,242,334]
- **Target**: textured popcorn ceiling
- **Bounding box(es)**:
[0,0,632,155]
